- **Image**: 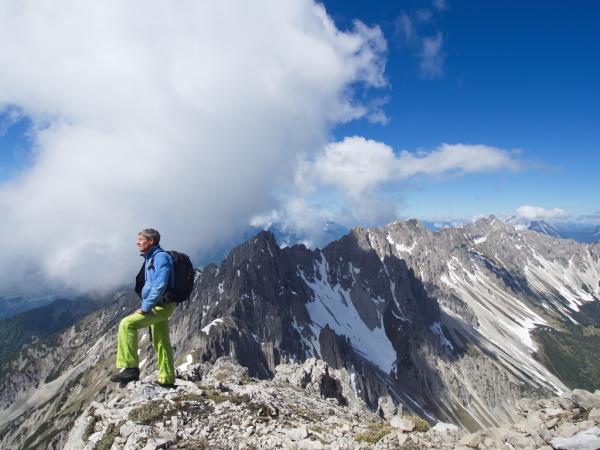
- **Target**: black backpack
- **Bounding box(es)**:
[135,250,195,304]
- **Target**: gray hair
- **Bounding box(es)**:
[138,228,161,244]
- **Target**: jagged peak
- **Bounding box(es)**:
[384,218,427,234]
[465,215,514,234]
[224,229,279,265]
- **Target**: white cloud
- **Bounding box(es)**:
[515,205,570,221]
[396,3,447,79]
[263,137,523,239]
[398,142,522,176]
[313,137,398,200]
[310,137,522,192]
[0,0,387,295]
[433,0,448,12]
[420,32,445,79]
[396,14,415,43]
[415,9,434,23]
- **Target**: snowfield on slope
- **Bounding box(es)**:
[300,253,396,373]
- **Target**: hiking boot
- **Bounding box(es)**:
[109,368,139,383]
[152,380,176,389]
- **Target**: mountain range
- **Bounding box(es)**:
[504,214,600,244]
[0,216,599,449]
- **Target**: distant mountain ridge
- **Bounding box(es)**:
[0,295,110,368]
[0,295,58,319]
[527,220,562,238]
[505,213,600,243]
[1,216,599,448]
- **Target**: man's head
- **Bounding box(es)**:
[137,228,161,255]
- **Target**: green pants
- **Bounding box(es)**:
[116,303,176,384]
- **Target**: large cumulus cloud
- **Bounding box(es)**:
[0,0,387,294]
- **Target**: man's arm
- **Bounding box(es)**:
[140,252,173,313]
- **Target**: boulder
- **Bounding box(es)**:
[296,437,324,449]
[459,431,482,448]
[203,356,250,387]
[376,394,397,419]
[544,417,559,429]
[286,426,308,442]
[556,422,578,438]
[551,426,600,450]
[572,389,600,411]
[390,416,415,432]
[431,422,460,433]
[538,425,553,443]
[589,408,600,422]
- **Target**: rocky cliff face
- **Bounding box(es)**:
[169,218,599,429]
[0,216,599,448]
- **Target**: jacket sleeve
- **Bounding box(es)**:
[141,252,173,312]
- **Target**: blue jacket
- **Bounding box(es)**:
[141,245,174,313]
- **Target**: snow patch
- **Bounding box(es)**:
[386,234,416,254]
[201,318,224,334]
[430,322,454,350]
[350,371,359,395]
[300,254,396,373]
[473,234,488,245]
[177,354,194,372]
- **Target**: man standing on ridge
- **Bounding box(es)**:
[110,228,177,387]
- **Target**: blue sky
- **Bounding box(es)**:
[319,0,600,219]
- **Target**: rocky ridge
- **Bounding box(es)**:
[65,357,600,450]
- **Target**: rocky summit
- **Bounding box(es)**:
[65,357,600,450]
[0,216,599,448]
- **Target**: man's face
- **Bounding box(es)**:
[137,235,154,255]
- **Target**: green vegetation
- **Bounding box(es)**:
[201,388,230,404]
[309,425,326,434]
[405,415,431,432]
[572,301,600,326]
[533,325,600,391]
[83,415,98,441]
[129,400,174,424]
[354,422,394,444]
[177,437,208,449]
[96,422,121,450]
[289,405,321,422]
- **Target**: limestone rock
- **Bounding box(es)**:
[556,421,578,438]
[589,408,600,422]
[432,422,460,433]
[551,427,600,450]
[390,416,415,432]
[459,431,482,448]
[376,394,397,419]
[286,426,308,441]
[571,389,600,411]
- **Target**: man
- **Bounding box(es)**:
[110,228,177,387]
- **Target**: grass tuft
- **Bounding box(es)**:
[354,422,394,444]
[405,415,431,432]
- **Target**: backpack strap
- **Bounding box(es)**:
[134,262,145,298]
